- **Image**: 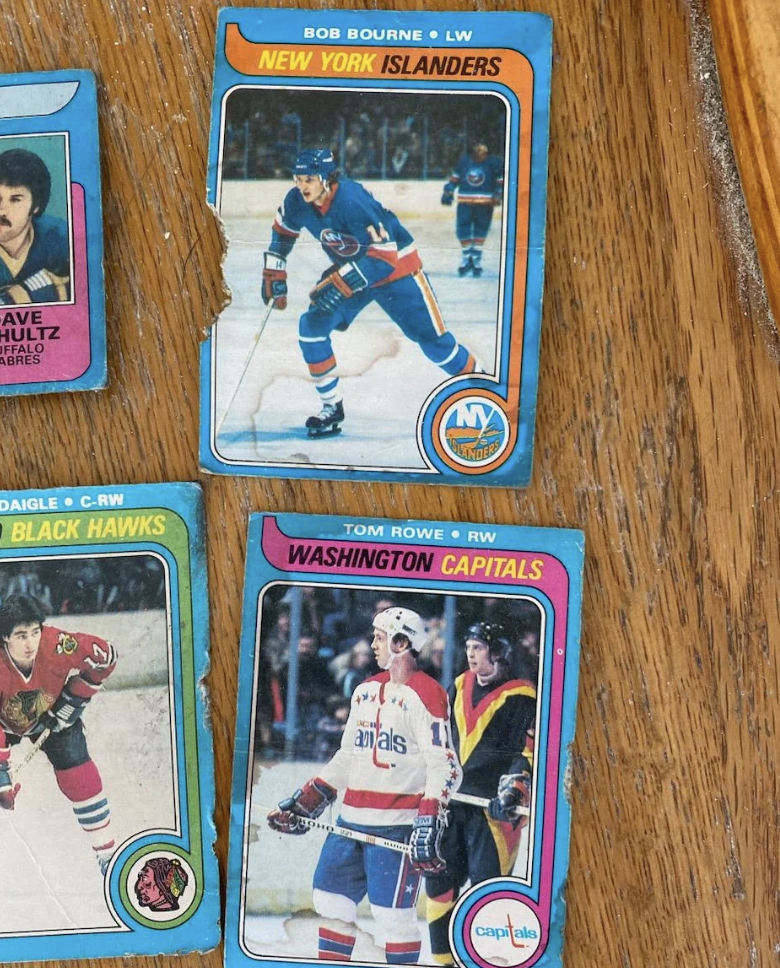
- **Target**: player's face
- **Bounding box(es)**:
[135,866,162,906]
[466,639,495,679]
[371,627,392,669]
[472,144,489,162]
[0,183,36,250]
[3,622,43,669]
[294,174,329,206]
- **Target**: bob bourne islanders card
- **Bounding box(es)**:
[0,482,219,962]
[0,70,106,395]
[201,9,552,486]
[225,513,583,968]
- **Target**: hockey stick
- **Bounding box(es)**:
[273,814,412,856]
[452,791,530,818]
[216,301,275,436]
[10,728,51,783]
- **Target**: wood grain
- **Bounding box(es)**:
[0,0,777,966]
[708,0,780,334]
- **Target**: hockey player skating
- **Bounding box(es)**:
[262,149,478,438]
[424,623,536,965]
[441,143,503,278]
[267,607,462,963]
[0,594,118,874]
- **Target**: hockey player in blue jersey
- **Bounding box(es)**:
[262,149,478,437]
[441,143,503,278]
[0,149,70,306]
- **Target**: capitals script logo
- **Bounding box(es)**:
[466,167,486,187]
[320,228,361,259]
[355,725,408,755]
[439,395,510,468]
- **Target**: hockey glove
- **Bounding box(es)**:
[487,772,531,823]
[0,762,20,811]
[42,685,90,733]
[309,262,368,314]
[267,776,337,835]
[262,252,288,310]
[410,798,447,874]
[441,186,455,206]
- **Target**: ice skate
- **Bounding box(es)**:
[306,400,344,438]
[458,257,472,277]
[471,265,483,278]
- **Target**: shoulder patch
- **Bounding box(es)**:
[407,671,449,719]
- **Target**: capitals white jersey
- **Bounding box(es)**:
[319,670,462,827]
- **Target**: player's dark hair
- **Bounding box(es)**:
[0,149,52,216]
[327,169,342,186]
[0,594,47,639]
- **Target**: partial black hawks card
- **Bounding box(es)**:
[0,483,219,962]
[226,513,584,968]
[201,9,552,486]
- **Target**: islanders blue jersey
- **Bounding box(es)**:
[0,214,70,302]
[447,154,504,205]
[270,177,422,287]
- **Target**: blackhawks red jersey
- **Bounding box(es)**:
[0,625,116,764]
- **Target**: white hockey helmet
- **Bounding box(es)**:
[372,607,427,654]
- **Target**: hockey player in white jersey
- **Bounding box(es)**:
[268,607,462,964]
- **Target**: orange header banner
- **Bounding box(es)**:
[225,24,532,96]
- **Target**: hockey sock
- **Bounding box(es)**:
[385,941,422,964]
[459,245,472,267]
[318,926,356,961]
[55,761,115,863]
[471,244,484,268]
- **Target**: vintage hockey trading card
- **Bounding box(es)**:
[226,513,583,968]
[201,9,552,486]
[0,70,107,395]
[0,482,220,962]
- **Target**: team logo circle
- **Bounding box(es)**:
[466,168,486,187]
[438,394,511,468]
[464,895,542,967]
[320,228,361,258]
[125,851,197,924]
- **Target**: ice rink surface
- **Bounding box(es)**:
[0,685,175,936]
[211,181,504,471]
[241,760,529,965]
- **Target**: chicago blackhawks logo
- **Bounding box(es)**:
[125,850,198,926]
[2,689,52,732]
[466,168,487,187]
[320,228,361,259]
[56,632,78,655]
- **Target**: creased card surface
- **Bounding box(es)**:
[201,9,552,486]
[0,70,107,395]
[226,513,583,967]
[0,482,219,962]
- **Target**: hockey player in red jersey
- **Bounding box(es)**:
[0,594,118,874]
[424,623,536,964]
[268,607,462,964]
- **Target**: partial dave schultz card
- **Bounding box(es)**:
[201,10,552,486]
[0,70,106,395]
[0,482,220,962]
[226,514,583,968]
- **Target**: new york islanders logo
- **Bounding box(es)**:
[439,395,511,468]
[320,228,361,259]
[466,167,487,187]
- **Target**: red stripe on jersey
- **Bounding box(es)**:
[343,789,423,811]
[367,243,399,267]
[272,219,299,238]
[387,942,423,953]
[378,249,423,286]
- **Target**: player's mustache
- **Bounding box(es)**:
[0,216,10,226]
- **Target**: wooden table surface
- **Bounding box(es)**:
[1,0,778,966]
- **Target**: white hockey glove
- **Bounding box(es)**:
[309,263,368,313]
[487,772,531,822]
[267,776,337,835]
[410,798,447,874]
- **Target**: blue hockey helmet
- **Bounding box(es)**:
[293,148,336,180]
